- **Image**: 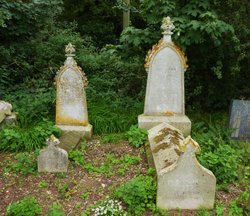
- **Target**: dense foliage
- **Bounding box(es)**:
[0,1,249,214]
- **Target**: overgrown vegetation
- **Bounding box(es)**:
[0,0,249,215]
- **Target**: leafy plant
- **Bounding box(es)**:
[68,150,85,166]
[47,202,65,216]
[101,133,126,144]
[38,180,48,188]
[80,192,90,200]
[126,125,148,147]
[6,197,42,216]
[0,118,61,152]
[5,152,37,175]
[114,175,156,215]
[228,201,243,216]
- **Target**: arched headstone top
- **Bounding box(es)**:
[56,43,88,88]
[144,17,188,70]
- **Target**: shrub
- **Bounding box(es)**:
[198,144,239,183]
[126,125,148,147]
[6,197,42,216]
[0,119,61,152]
[114,176,156,215]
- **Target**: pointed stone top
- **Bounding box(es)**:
[46,134,60,148]
[65,43,75,57]
[180,136,200,153]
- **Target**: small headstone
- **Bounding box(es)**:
[55,43,93,151]
[157,137,216,210]
[138,17,191,136]
[38,135,68,172]
[229,99,250,140]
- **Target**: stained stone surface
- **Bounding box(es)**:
[38,136,68,173]
[0,101,12,123]
[147,123,184,173]
[139,114,191,137]
[147,123,216,210]
[56,53,88,126]
[138,17,191,135]
[144,47,184,115]
[157,141,216,210]
[57,124,93,151]
[55,43,92,147]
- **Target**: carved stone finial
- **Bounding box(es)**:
[46,134,60,148]
[65,43,75,56]
[161,16,175,35]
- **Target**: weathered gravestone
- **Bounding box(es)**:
[147,123,216,210]
[138,17,191,136]
[0,101,16,127]
[0,101,12,123]
[38,135,68,172]
[55,43,93,151]
[229,99,250,140]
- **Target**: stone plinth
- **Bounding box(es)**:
[57,124,92,151]
[157,141,216,210]
[138,114,191,137]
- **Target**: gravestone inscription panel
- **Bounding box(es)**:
[145,45,184,114]
[56,65,88,126]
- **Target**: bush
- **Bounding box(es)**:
[114,176,156,215]
[6,197,42,216]
[0,119,61,152]
[126,125,148,147]
[192,113,243,184]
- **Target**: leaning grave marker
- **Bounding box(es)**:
[147,122,216,210]
[138,17,191,136]
[56,43,92,151]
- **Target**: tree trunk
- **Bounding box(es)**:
[123,0,130,29]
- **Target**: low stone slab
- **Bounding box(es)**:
[38,135,68,173]
[139,114,191,137]
[157,137,216,210]
[0,101,12,123]
[56,124,93,151]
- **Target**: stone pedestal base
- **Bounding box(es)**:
[56,124,93,152]
[138,114,191,137]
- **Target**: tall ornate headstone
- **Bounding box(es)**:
[138,17,191,136]
[55,43,92,151]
